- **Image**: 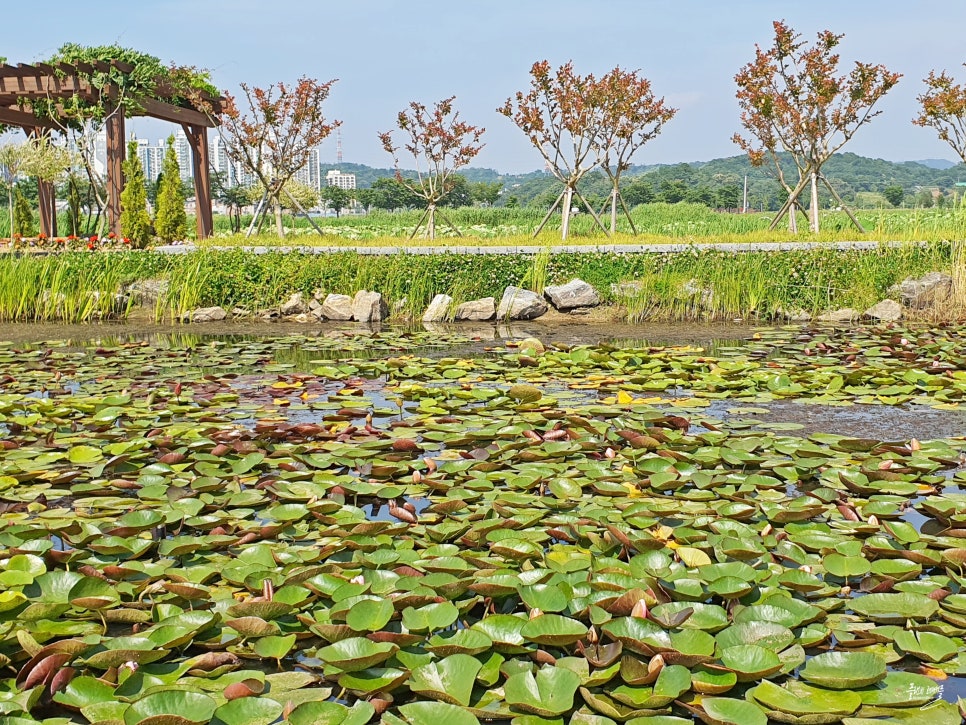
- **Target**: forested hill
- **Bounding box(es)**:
[324,153,966,210]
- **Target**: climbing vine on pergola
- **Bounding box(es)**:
[0,44,222,238]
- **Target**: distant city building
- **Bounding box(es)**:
[326,169,356,190]
[135,138,164,183]
[172,131,192,181]
[210,135,254,188]
[294,148,321,190]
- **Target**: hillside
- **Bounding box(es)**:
[326,153,966,210]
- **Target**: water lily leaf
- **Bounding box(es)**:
[402,601,460,632]
[859,671,941,707]
[891,629,958,662]
[68,444,104,464]
[213,696,283,725]
[505,666,581,717]
[800,651,887,689]
[286,700,375,725]
[749,679,861,717]
[123,690,217,725]
[345,598,394,632]
[849,593,939,623]
[520,614,588,646]
[519,583,569,613]
[316,637,398,672]
[409,654,483,706]
[426,628,493,657]
[719,645,783,681]
[715,622,795,652]
[695,697,767,725]
[252,634,296,663]
[397,701,481,725]
[471,615,529,653]
[337,667,408,695]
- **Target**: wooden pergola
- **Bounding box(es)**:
[0,59,223,239]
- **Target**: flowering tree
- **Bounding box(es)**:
[379,96,484,240]
[0,135,72,239]
[594,67,676,234]
[914,66,966,164]
[219,77,340,237]
[499,61,609,240]
[734,20,900,233]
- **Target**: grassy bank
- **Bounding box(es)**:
[0,242,951,323]
[195,203,966,245]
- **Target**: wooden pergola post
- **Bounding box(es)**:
[105,109,125,237]
[183,124,213,239]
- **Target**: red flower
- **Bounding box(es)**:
[86,242,95,250]
[107,232,117,239]
[89,234,98,242]
[122,238,131,244]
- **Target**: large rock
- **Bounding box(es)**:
[184,306,227,323]
[125,279,169,304]
[864,299,903,322]
[497,287,548,320]
[889,272,952,308]
[543,279,600,311]
[817,308,857,323]
[308,298,324,319]
[422,294,453,323]
[454,297,495,321]
[681,278,714,307]
[281,292,307,316]
[352,290,388,322]
[321,294,353,321]
[773,307,812,322]
[611,281,647,299]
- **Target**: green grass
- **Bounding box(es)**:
[194,203,966,248]
[0,241,947,323]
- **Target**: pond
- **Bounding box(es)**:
[2,320,966,724]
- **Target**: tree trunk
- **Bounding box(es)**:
[788,201,798,233]
[560,186,574,241]
[427,203,436,241]
[809,170,820,233]
[610,188,618,235]
[273,199,284,237]
[7,186,13,242]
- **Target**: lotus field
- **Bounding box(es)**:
[5,325,966,724]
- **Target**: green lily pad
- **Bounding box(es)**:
[800,651,887,689]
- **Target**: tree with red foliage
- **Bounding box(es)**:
[734,20,900,233]
[219,77,339,237]
[499,61,608,240]
[594,68,676,234]
[379,96,484,240]
[915,66,966,164]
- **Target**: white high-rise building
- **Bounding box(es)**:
[135,138,164,183]
[172,131,192,181]
[326,169,356,190]
[293,148,321,191]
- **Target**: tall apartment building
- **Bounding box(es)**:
[134,138,164,183]
[293,148,321,191]
[325,169,356,190]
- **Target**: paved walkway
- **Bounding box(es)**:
[154,240,920,255]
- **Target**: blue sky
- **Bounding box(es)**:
[6,0,966,173]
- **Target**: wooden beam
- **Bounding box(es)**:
[137,97,215,127]
[183,124,214,239]
[0,106,58,130]
[105,110,125,237]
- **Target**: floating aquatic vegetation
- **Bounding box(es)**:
[1,325,966,723]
